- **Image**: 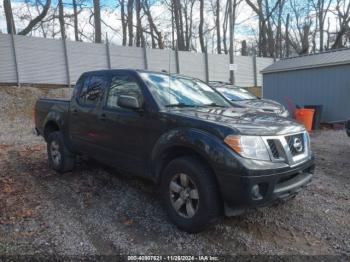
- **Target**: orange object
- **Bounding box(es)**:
[294,108,315,132]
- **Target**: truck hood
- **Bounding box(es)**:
[231,99,285,114]
[167,107,304,136]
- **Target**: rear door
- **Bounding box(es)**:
[68,73,107,155]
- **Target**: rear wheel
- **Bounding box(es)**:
[47,131,75,173]
[161,156,221,233]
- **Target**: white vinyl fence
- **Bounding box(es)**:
[0,34,273,87]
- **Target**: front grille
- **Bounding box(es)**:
[262,132,309,166]
[285,134,305,156]
[267,139,279,158]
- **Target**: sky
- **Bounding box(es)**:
[0,0,343,53]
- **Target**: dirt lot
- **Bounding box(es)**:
[0,86,349,256]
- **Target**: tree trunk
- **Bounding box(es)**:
[223,1,228,54]
[72,0,79,41]
[199,0,206,52]
[216,0,221,54]
[135,0,142,47]
[4,0,16,34]
[285,13,290,57]
[120,0,127,46]
[93,0,102,43]
[184,4,189,50]
[127,0,134,46]
[173,0,185,50]
[241,40,247,56]
[58,0,66,39]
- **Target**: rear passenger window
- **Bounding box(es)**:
[106,74,142,109]
[78,75,106,107]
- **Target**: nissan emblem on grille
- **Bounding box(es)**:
[293,137,303,153]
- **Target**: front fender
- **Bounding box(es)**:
[150,128,241,180]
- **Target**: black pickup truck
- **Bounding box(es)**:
[35,69,315,233]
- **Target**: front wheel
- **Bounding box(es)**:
[47,131,75,173]
[160,156,221,233]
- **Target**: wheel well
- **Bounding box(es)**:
[156,146,217,183]
[44,121,60,141]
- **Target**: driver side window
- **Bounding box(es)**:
[106,74,142,109]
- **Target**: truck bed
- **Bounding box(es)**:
[35,98,70,136]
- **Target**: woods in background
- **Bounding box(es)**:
[2,0,350,58]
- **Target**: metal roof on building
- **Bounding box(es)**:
[261,48,350,74]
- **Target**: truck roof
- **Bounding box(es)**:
[82,69,198,81]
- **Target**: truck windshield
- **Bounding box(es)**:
[139,72,230,108]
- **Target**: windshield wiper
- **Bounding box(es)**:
[165,103,196,108]
[202,103,227,108]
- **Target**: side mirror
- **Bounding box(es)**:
[117,95,141,110]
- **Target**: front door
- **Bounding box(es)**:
[95,72,150,176]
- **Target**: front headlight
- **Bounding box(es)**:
[224,135,270,161]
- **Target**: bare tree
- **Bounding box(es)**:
[9,0,52,35]
[143,0,164,48]
[58,0,66,39]
[246,0,281,57]
[72,0,79,41]
[241,40,248,55]
[285,13,290,57]
[127,0,134,46]
[3,0,15,34]
[311,0,332,51]
[118,0,127,46]
[93,0,102,43]
[222,1,229,54]
[199,0,206,52]
[332,0,350,49]
[215,0,221,53]
[173,0,185,50]
[135,0,142,47]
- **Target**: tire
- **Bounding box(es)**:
[47,131,75,173]
[160,156,221,233]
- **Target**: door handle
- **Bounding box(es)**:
[99,113,107,121]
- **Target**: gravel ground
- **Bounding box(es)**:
[0,86,349,257]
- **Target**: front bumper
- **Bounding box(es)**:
[217,157,315,214]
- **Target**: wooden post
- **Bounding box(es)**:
[204,51,209,83]
[10,17,20,87]
[62,38,71,88]
[175,48,180,74]
[106,33,111,69]
[252,48,257,87]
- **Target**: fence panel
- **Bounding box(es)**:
[178,51,206,80]
[208,54,229,82]
[109,45,144,70]
[15,35,67,84]
[147,48,177,73]
[0,34,17,83]
[67,41,108,83]
[234,56,255,87]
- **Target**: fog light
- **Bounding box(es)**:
[251,184,263,200]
